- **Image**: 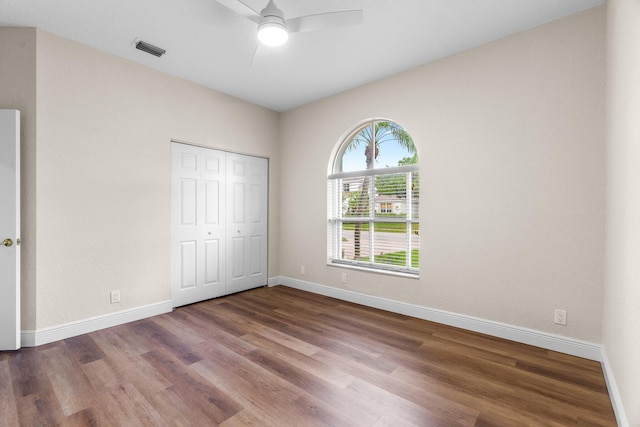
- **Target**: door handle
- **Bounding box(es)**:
[3,238,13,247]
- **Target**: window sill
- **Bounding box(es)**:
[327,260,420,279]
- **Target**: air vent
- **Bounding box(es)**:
[135,40,166,57]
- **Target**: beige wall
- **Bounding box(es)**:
[604,0,640,423]
[0,28,38,330]
[2,28,279,329]
[279,7,606,343]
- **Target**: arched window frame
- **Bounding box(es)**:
[327,119,420,277]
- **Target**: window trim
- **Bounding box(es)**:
[328,164,418,180]
[327,120,419,277]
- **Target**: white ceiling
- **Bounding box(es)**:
[0,0,605,112]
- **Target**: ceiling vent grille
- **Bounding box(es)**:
[135,40,166,57]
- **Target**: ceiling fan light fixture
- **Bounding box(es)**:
[257,19,288,46]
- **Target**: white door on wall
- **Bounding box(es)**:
[226,152,268,295]
[171,143,268,307]
[171,143,227,307]
[0,110,21,351]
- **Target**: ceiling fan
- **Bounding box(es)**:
[216,0,364,47]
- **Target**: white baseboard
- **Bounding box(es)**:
[21,300,173,347]
[601,348,629,427]
[272,276,602,361]
[267,276,283,287]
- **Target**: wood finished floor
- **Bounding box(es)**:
[0,286,616,426]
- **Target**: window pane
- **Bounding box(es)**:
[340,143,366,173]
[374,122,416,170]
[339,122,416,172]
[375,172,408,219]
[372,223,419,269]
[341,222,371,261]
[375,139,415,171]
[342,176,372,217]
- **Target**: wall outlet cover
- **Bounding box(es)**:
[554,309,567,325]
[110,290,121,304]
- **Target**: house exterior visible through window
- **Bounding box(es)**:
[328,119,419,276]
[379,202,393,214]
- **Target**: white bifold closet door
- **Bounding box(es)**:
[171,142,268,308]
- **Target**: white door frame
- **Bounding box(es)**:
[0,110,21,351]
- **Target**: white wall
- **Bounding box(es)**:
[604,0,640,424]
[0,28,37,330]
[279,7,606,343]
[26,30,279,329]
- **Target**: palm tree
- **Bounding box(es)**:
[344,121,416,259]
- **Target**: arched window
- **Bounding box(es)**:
[328,119,419,276]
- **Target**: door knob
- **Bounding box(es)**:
[3,238,13,247]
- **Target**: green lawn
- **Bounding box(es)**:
[362,249,419,268]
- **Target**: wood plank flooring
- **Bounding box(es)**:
[0,285,617,426]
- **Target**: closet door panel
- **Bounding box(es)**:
[226,153,268,294]
[180,241,197,289]
[250,235,263,275]
[204,180,220,225]
[180,178,197,226]
[204,239,220,284]
[171,143,226,307]
[230,236,245,279]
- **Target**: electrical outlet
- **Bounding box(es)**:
[300,265,306,275]
[341,273,348,283]
[554,309,567,325]
[110,290,121,304]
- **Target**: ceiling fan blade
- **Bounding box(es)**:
[286,10,363,33]
[216,0,261,22]
[250,42,263,68]
[250,42,275,68]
